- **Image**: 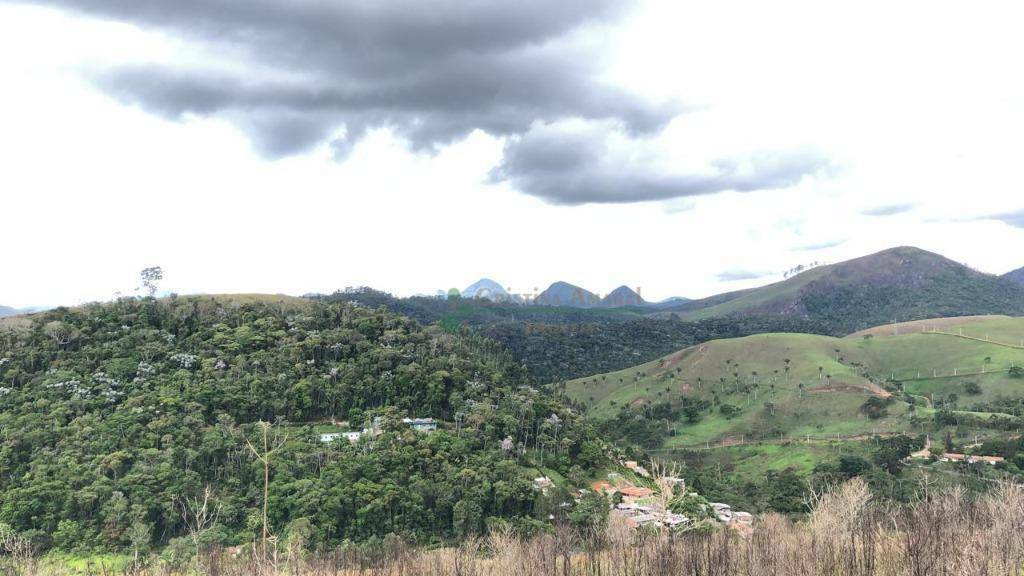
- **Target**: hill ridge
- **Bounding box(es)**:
[656,246,1024,333]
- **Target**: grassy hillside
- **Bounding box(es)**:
[658,247,1024,333]
[565,315,1024,449]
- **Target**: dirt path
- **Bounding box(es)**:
[806,380,891,398]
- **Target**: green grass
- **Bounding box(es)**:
[670,268,829,321]
[565,317,1024,448]
[665,439,876,477]
[42,552,134,574]
[903,372,1024,406]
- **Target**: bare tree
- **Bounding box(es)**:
[650,459,684,515]
[43,321,75,348]
[0,523,36,576]
[176,485,221,560]
[245,421,288,562]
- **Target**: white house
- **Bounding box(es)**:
[320,430,366,443]
[403,417,437,432]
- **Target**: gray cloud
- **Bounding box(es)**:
[716,270,771,282]
[860,203,915,217]
[989,210,1024,228]
[14,0,831,203]
[21,0,668,155]
[794,239,846,251]
[488,122,831,204]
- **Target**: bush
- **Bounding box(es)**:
[160,537,194,569]
[720,404,742,419]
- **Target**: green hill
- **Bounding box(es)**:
[1005,266,1024,285]
[565,315,1024,449]
[321,288,832,384]
[535,281,602,307]
[0,296,604,551]
[658,247,1024,333]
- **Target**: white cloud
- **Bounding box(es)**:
[1,0,1024,308]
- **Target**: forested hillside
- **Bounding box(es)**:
[313,288,642,328]
[661,247,1024,333]
[1005,266,1024,285]
[483,315,832,384]
[320,288,832,383]
[0,296,605,552]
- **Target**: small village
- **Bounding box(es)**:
[322,415,754,534]
[536,459,754,533]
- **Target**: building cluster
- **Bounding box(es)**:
[614,501,689,529]
[710,503,753,527]
[592,474,690,530]
[939,453,1005,465]
[533,476,555,494]
[586,464,755,532]
[624,460,650,477]
[319,417,437,444]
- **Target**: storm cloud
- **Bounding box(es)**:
[489,121,831,204]
[12,0,829,203]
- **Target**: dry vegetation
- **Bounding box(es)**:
[8,480,1024,576]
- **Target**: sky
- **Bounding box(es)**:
[1,0,1023,308]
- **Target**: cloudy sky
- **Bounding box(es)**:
[2,0,1023,308]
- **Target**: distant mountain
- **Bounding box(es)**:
[600,285,646,307]
[1004,267,1024,285]
[660,296,691,304]
[461,278,513,302]
[0,306,32,318]
[658,246,1024,333]
[645,296,693,310]
[535,281,601,307]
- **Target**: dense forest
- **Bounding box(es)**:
[319,288,832,383]
[0,296,606,552]
[483,315,832,384]
[311,288,644,328]
[799,269,1024,333]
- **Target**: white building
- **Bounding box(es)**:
[403,417,437,432]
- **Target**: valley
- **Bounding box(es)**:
[4,248,1024,566]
